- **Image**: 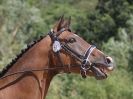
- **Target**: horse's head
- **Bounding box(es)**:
[49,16,114,80]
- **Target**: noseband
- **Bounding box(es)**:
[48,28,96,78]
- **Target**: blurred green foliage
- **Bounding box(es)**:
[0,0,133,99]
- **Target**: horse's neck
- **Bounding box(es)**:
[0,35,56,99]
[8,35,51,74]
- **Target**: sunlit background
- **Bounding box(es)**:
[0,0,133,99]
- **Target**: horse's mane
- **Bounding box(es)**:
[0,35,46,78]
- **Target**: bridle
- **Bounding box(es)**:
[0,28,96,80]
[48,28,96,78]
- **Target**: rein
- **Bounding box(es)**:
[0,64,83,80]
[0,28,96,80]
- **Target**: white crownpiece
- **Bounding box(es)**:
[51,29,54,33]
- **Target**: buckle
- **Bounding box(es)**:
[80,69,87,78]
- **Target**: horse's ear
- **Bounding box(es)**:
[53,15,64,32]
[67,16,71,28]
[62,16,71,29]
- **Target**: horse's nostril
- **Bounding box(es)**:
[106,57,113,64]
[106,58,111,64]
[106,56,114,70]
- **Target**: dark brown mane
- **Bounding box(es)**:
[0,35,46,78]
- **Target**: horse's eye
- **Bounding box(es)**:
[68,38,76,43]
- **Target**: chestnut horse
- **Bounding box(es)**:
[0,16,114,99]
